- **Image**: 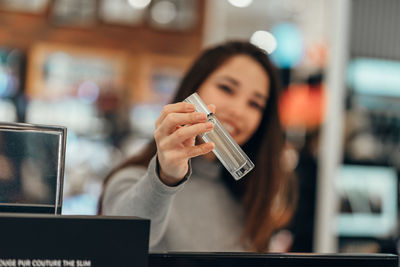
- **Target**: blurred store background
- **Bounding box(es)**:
[0,0,399,254]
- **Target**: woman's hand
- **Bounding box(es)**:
[154,102,215,186]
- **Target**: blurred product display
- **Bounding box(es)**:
[51,0,97,27]
[0,0,49,14]
[0,48,26,122]
[147,0,198,31]
[337,0,400,253]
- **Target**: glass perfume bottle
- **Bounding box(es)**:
[184,93,255,180]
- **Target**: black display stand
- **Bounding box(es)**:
[0,213,150,267]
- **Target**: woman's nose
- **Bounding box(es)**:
[225,98,246,118]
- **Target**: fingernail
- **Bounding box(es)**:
[196,113,206,120]
[206,122,214,130]
[186,103,195,111]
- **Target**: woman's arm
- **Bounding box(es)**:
[101,155,191,247]
[101,101,213,248]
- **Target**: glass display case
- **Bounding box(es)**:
[0,122,66,214]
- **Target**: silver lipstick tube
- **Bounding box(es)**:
[184,93,255,180]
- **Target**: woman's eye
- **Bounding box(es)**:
[217,84,233,94]
[249,101,265,111]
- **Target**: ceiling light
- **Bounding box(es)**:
[250,30,277,54]
[227,0,253,8]
[151,1,177,24]
[127,0,151,10]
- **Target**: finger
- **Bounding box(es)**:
[184,142,215,159]
[155,102,195,128]
[182,136,196,147]
[160,112,207,135]
[168,122,214,146]
[208,104,216,114]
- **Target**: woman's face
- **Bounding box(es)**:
[197,55,270,145]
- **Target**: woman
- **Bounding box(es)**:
[99,41,297,252]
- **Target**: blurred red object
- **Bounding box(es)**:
[279,83,326,130]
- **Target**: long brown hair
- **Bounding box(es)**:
[99,41,297,252]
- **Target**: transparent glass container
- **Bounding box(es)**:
[184,93,254,180]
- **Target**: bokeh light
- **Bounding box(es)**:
[250,30,277,54]
[0,68,8,97]
[227,0,253,8]
[151,1,177,24]
[347,58,400,98]
[270,22,304,68]
[77,81,100,104]
[128,0,151,10]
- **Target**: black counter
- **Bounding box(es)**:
[149,252,398,267]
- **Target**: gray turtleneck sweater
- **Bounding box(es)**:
[101,155,246,252]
